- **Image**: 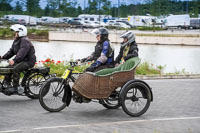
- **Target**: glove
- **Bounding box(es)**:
[85,66,95,72]
[91,61,101,68]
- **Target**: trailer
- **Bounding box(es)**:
[165,14,190,29]
[4,15,37,26]
[190,18,200,29]
[128,16,154,27]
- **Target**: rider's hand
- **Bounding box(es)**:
[91,61,101,68]
[0,56,1,59]
[85,66,95,72]
[9,60,14,65]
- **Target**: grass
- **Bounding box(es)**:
[0,28,48,39]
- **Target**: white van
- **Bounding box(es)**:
[165,14,190,29]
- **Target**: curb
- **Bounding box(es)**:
[135,74,200,80]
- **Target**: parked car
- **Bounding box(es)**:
[113,22,131,28]
[90,21,108,28]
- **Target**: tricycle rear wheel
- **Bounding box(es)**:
[120,82,151,117]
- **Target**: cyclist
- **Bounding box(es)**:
[115,31,138,67]
[0,24,36,93]
[81,27,114,72]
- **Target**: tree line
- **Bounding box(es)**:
[0,0,199,18]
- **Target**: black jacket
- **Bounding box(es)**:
[115,41,138,64]
[2,36,36,67]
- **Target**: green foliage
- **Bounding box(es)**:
[0,28,48,39]
[0,28,13,38]
[136,62,166,75]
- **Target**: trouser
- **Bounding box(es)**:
[4,62,31,88]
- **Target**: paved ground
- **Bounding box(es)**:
[0,79,200,133]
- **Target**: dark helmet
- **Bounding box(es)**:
[91,27,109,41]
[119,31,135,47]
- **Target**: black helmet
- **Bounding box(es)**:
[91,27,109,41]
[91,27,109,36]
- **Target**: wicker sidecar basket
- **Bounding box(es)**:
[72,57,141,99]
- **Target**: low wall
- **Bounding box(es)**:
[49,31,200,46]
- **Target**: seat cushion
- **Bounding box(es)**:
[95,57,141,76]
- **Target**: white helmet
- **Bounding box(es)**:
[119,31,135,47]
[10,24,27,37]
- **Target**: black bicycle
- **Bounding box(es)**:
[0,59,50,99]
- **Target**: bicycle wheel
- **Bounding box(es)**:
[120,81,151,117]
[39,77,68,112]
[26,73,47,99]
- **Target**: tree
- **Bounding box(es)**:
[15,1,23,14]
[0,0,12,11]
[25,0,41,15]
[87,0,98,14]
[101,0,112,15]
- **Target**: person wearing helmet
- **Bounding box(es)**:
[0,24,36,93]
[115,31,138,66]
[81,27,114,72]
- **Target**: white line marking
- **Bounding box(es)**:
[0,130,21,133]
[1,116,200,132]
[33,116,200,130]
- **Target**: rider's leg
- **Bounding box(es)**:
[4,75,12,87]
[8,62,30,93]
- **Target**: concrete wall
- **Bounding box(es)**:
[49,31,200,46]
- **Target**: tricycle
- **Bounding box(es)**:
[39,57,153,117]
[0,59,50,98]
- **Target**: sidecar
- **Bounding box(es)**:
[72,57,153,117]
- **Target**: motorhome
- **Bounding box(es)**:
[165,14,190,29]
[78,14,112,23]
[4,15,37,26]
[128,16,153,27]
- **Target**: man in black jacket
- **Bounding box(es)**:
[0,24,36,93]
[115,31,138,66]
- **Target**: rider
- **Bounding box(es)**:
[115,31,138,66]
[0,24,36,93]
[81,27,114,72]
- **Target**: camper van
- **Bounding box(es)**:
[128,16,153,27]
[165,14,190,29]
[4,15,37,26]
[78,14,112,23]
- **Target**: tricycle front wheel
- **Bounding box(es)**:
[39,77,69,112]
[120,82,151,117]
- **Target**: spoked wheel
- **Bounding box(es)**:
[26,73,47,99]
[120,82,151,117]
[100,90,120,109]
[39,77,68,112]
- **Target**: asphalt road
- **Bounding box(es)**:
[0,79,200,133]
